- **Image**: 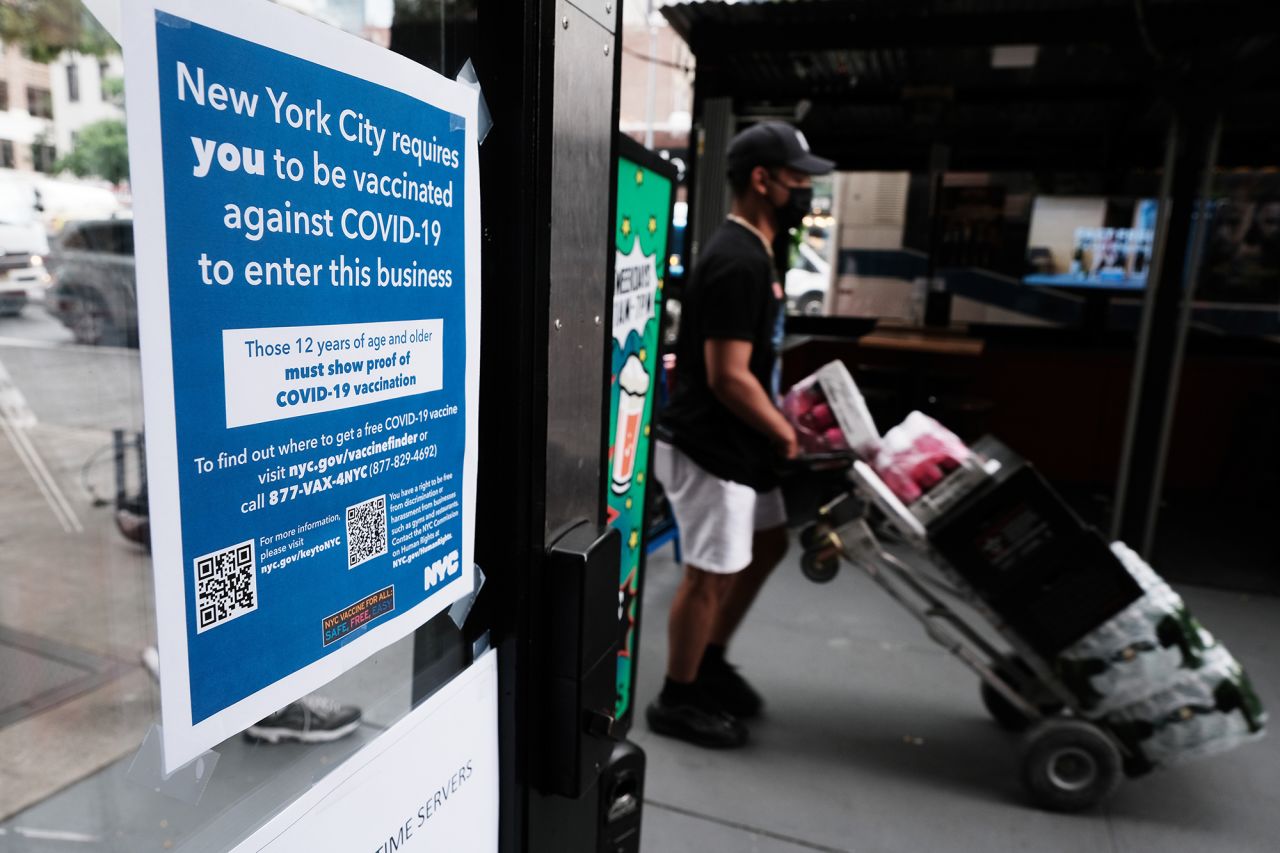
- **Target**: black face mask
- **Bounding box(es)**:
[773,183,812,232]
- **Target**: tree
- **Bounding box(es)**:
[101,75,125,108]
[56,119,129,184]
[0,0,115,61]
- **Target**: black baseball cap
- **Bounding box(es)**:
[727,121,834,176]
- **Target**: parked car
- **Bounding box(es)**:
[46,219,138,346]
[670,203,831,318]
[0,179,52,316]
[785,240,830,316]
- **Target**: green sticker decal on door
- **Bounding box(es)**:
[608,143,674,723]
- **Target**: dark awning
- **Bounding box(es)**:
[662,0,1280,171]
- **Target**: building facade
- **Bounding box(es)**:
[0,43,55,173]
[48,51,125,160]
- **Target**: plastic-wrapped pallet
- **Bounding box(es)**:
[1055,542,1215,716]
[1104,645,1265,770]
[1054,542,1266,769]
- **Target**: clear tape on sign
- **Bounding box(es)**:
[472,629,492,660]
[126,724,221,806]
[454,59,493,144]
[449,563,486,629]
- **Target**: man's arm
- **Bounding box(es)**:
[704,338,798,459]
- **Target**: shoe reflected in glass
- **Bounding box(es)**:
[244,696,363,744]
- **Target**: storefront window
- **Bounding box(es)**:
[0,2,483,849]
[1151,168,1280,594]
[821,170,1177,332]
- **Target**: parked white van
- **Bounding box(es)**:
[0,177,52,315]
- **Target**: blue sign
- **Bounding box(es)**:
[125,2,479,767]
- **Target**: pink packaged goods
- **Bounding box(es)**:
[782,386,842,452]
[871,412,971,505]
[781,361,881,454]
[783,362,973,505]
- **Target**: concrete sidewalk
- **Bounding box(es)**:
[0,336,155,822]
[632,542,1280,853]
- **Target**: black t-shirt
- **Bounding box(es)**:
[660,220,782,491]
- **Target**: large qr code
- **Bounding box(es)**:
[346,494,388,569]
[194,540,258,634]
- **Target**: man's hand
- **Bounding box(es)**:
[775,420,799,460]
[704,339,796,457]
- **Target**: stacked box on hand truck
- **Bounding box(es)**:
[783,361,1266,807]
[925,439,1265,772]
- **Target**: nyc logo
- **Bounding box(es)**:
[425,549,461,590]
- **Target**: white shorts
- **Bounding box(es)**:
[653,440,788,574]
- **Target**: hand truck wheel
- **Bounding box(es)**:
[1018,718,1122,812]
[800,549,840,583]
[799,522,830,551]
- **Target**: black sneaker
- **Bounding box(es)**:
[698,657,764,719]
[115,507,151,550]
[244,696,362,744]
[645,697,748,749]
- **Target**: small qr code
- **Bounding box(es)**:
[346,494,388,569]
[194,540,258,634]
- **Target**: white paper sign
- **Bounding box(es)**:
[123,0,481,771]
[221,320,444,428]
[230,651,499,853]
